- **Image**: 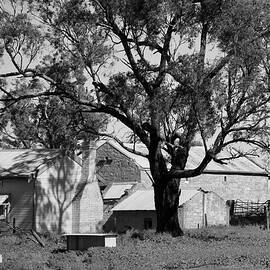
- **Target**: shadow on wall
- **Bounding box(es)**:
[36,155,80,234]
[2,150,80,234]
[6,181,34,231]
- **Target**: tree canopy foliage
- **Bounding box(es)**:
[0,81,108,149]
[1,0,270,235]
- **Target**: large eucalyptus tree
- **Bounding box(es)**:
[1,0,270,235]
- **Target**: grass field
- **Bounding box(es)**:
[0,226,270,270]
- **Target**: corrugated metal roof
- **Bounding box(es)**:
[112,189,199,211]
[0,149,64,177]
[103,183,134,200]
[99,140,267,175]
[185,147,266,175]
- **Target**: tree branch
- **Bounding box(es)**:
[105,13,153,96]
[154,15,179,88]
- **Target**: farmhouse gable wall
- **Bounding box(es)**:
[96,142,141,183]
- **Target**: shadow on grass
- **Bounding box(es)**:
[51,248,68,254]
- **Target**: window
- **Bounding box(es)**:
[0,195,9,220]
[0,203,9,220]
[0,205,4,216]
[144,218,152,230]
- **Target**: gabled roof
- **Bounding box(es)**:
[96,140,148,169]
[98,140,268,176]
[0,149,67,177]
[112,189,200,211]
[185,147,267,176]
[102,183,135,200]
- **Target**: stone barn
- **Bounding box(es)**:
[109,189,229,232]
[97,142,269,202]
[96,141,269,231]
[180,147,269,202]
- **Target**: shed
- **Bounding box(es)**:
[110,189,229,232]
[0,149,82,233]
[0,145,103,234]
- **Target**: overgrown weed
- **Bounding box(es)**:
[1,226,270,269]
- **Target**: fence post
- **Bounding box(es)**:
[12,218,16,233]
[267,201,270,231]
[204,214,208,227]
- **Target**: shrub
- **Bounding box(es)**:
[47,251,87,270]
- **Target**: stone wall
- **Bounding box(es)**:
[206,192,229,226]
[180,173,270,202]
[178,191,229,229]
[97,143,141,183]
[72,141,103,233]
[179,192,203,229]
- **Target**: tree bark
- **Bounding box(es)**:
[148,135,186,237]
[154,177,183,237]
[58,207,63,234]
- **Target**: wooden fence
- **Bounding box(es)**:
[231,200,270,228]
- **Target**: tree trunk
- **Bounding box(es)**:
[154,177,183,237]
[58,207,63,234]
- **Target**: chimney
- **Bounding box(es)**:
[81,140,97,183]
[72,140,103,233]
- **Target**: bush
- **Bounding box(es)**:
[47,251,87,270]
